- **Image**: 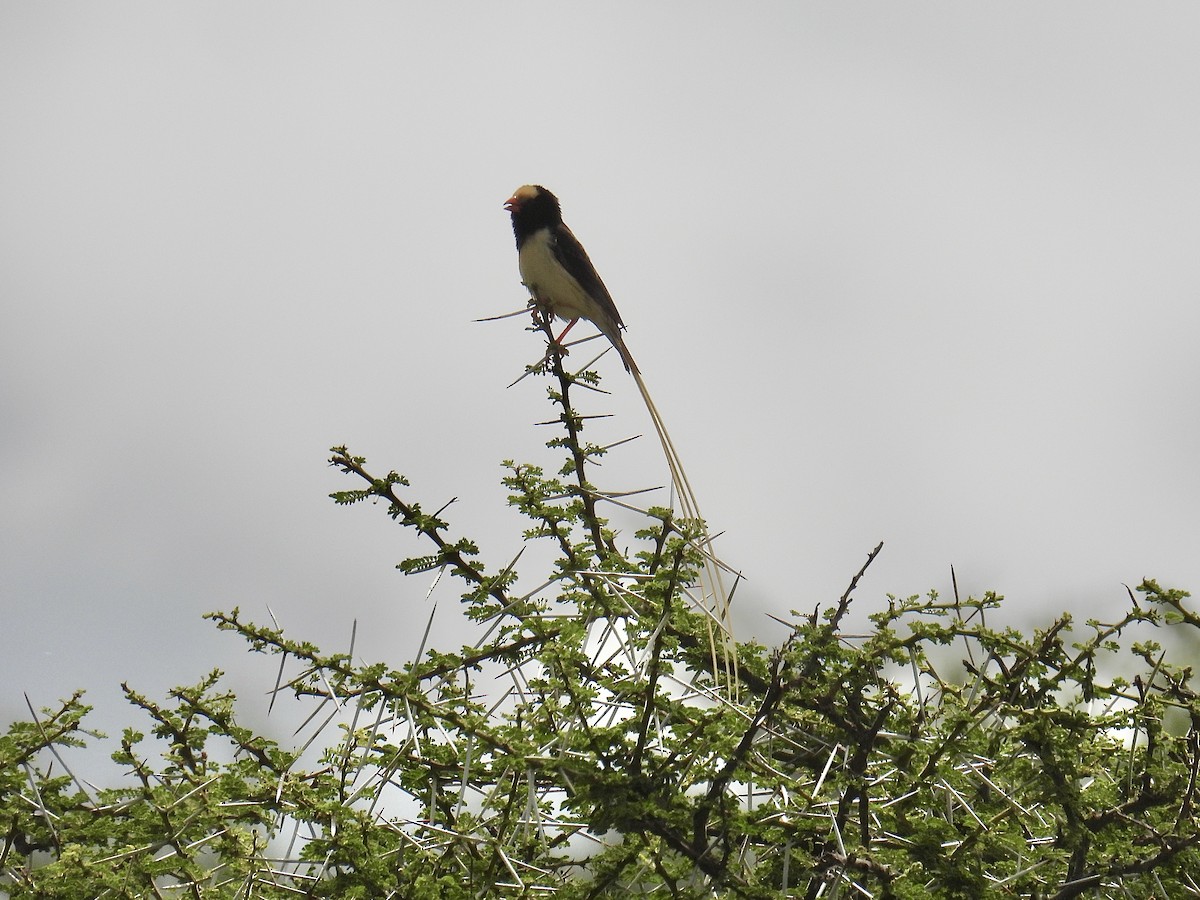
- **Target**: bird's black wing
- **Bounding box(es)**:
[551,224,626,330]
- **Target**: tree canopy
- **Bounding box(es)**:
[4,346,1199,898]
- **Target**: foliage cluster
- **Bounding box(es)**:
[4,352,1200,898]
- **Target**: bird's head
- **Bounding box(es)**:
[504,184,561,229]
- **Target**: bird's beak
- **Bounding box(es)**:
[503,195,518,213]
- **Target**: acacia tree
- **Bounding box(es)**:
[4,342,1200,898]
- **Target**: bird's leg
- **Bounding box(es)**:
[542,317,579,363]
[528,305,578,363]
[554,318,581,344]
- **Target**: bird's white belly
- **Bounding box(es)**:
[518,230,593,321]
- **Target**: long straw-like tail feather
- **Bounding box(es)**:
[630,365,738,695]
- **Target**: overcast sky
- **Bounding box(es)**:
[3,5,1199,751]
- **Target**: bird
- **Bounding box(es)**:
[504,184,639,374]
[503,185,737,677]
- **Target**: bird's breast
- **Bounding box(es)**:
[517,228,594,322]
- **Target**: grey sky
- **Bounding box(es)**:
[3,5,1198,750]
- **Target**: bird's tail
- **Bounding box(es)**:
[601,324,639,375]
[630,365,738,696]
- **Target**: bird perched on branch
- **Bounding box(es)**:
[501,183,737,682]
[504,184,639,374]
